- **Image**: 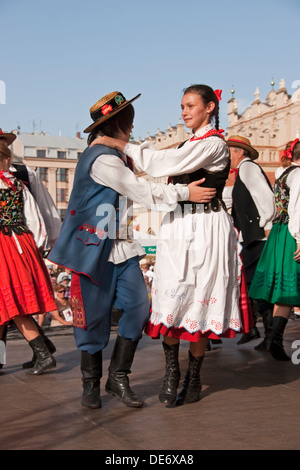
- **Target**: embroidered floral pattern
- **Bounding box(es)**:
[273,166,299,224]
[197,297,217,306]
[164,289,186,301]
[0,180,24,226]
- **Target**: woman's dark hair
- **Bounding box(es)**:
[87,104,135,145]
[292,141,300,161]
[183,84,220,130]
[281,141,293,168]
[0,141,12,162]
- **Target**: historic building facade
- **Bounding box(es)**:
[227,78,300,184]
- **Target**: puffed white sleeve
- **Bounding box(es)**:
[123,138,227,177]
[22,185,48,250]
[287,168,300,243]
[26,166,62,248]
[90,154,190,212]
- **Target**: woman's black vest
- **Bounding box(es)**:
[171,137,230,213]
[273,165,299,224]
[231,160,272,246]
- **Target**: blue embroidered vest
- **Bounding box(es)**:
[48,145,123,283]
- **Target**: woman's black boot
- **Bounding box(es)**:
[26,335,56,375]
[22,319,56,369]
[270,316,290,361]
[81,350,102,409]
[159,342,180,405]
[255,308,273,351]
[105,335,143,408]
[176,351,204,405]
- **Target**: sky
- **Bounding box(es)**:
[0,0,299,141]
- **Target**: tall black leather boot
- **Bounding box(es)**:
[255,309,273,351]
[105,335,143,408]
[22,318,56,369]
[81,350,102,409]
[270,316,290,361]
[26,335,56,375]
[176,351,204,406]
[159,342,180,405]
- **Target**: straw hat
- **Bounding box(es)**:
[0,128,16,146]
[227,135,259,160]
[84,91,141,133]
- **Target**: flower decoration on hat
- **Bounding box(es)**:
[115,94,125,105]
[101,104,113,116]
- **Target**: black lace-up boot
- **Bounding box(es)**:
[176,351,204,405]
[159,342,180,405]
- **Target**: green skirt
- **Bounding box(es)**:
[249,222,300,306]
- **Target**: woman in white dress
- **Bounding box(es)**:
[91,84,251,406]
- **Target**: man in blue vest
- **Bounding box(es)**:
[227,135,276,350]
[48,91,216,409]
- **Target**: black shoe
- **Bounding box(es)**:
[269,316,290,361]
[80,350,102,409]
[159,342,180,405]
[255,309,273,351]
[255,338,270,351]
[176,351,204,406]
[237,326,260,345]
[270,341,291,361]
[26,336,56,375]
[105,336,143,408]
[105,374,143,408]
[23,322,56,369]
[82,382,102,409]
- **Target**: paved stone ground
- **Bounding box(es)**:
[1,319,300,451]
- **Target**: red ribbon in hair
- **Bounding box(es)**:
[282,138,299,160]
[290,138,299,152]
[214,89,222,102]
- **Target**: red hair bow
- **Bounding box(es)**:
[214,89,222,102]
[290,138,299,152]
[282,138,299,160]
